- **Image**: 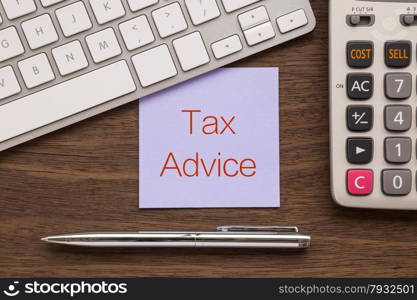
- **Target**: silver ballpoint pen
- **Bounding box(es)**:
[42,226,311,249]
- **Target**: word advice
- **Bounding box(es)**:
[160,110,257,178]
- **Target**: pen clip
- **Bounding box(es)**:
[216,226,299,233]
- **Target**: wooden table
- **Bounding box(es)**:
[1,0,417,277]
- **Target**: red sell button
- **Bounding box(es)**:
[347,169,373,195]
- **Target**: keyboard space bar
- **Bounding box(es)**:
[0,61,136,143]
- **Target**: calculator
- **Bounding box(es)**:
[330,0,417,210]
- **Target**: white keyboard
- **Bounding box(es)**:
[0,0,315,151]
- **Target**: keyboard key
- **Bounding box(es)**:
[346,105,373,132]
[41,0,65,7]
[243,21,275,46]
[347,169,373,196]
[385,137,412,164]
[385,41,411,68]
[347,138,373,164]
[0,66,21,100]
[56,2,93,37]
[173,32,210,71]
[212,35,243,59]
[132,44,177,87]
[185,0,220,26]
[346,41,373,68]
[1,0,36,20]
[239,6,269,31]
[18,53,55,89]
[0,61,136,143]
[277,9,308,34]
[52,41,89,76]
[385,73,412,100]
[0,27,25,62]
[152,3,188,38]
[221,0,260,13]
[89,0,125,25]
[119,15,155,51]
[21,14,59,50]
[347,73,373,100]
[127,0,158,12]
[385,105,412,132]
[86,28,122,63]
[382,169,412,196]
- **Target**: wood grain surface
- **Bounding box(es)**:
[1,0,417,278]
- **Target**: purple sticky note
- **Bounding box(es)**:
[139,68,279,208]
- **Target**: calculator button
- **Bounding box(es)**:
[385,41,411,68]
[347,41,373,68]
[347,105,373,132]
[347,73,373,100]
[347,138,373,164]
[347,169,373,196]
[385,73,412,100]
[385,137,412,164]
[382,169,412,196]
[385,105,412,132]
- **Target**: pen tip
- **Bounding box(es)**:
[40,235,72,245]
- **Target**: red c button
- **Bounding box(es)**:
[347,169,373,196]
